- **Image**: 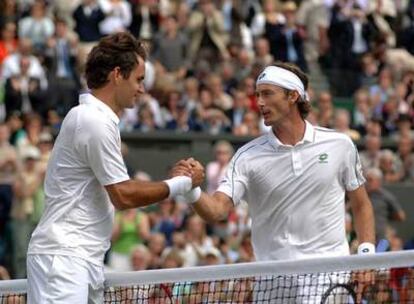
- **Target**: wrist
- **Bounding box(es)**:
[164,176,192,198]
[184,187,202,204]
[357,242,376,255]
[175,187,202,204]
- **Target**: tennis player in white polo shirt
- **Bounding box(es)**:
[178,62,376,302]
[26,32,204,304]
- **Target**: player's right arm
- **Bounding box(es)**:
[105,180,171,210]
[192,191,234,222]
[105,161,204,210]
[176,159,237,223]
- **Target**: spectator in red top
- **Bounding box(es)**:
[0,22,18,65]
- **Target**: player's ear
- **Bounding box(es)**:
[288,91,300,105]
[112,67,122,85]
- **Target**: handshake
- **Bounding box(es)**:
[164,158,205,204]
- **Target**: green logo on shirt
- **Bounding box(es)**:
[318,153,328,163]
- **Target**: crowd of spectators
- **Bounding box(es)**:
[0,0,414,301]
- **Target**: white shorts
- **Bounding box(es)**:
[27,254,105,304]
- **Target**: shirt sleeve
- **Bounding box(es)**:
[341,138,366,191]
[216,153,248,205]
[77,119,130,186]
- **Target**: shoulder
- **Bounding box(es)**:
[233,134,269,161]
[314,126,356,148]
[74,104,117,138]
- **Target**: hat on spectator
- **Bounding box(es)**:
[39,132,53,143]
[203,247,221,259]
[22,146,41,160]
[282,1,297,11]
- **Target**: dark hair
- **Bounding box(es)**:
[85,32,147,89]
[272,61,310,119]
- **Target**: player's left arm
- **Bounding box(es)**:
[347,186,376,247]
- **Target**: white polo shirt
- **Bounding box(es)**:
[28,93,130,266]
[217,121,365,261]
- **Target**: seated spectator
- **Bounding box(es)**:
[369,68,395,118]
[391,114,414,141]
[250,0,285,38]
[272,1,308,72]
[72,0,105,65]
[359,52,379,88]
[18,0,54,55]
[382,93,402,135]
[395,136,414,183]
[359,134,382,170]
[239,76,258,112]
[128,0,160,41]
[200,246,222,266]
[184,215,214,267]
[11,146,44,278]
[160,248,184,269]
[207,74,233,111]
[202,108,231,135]
[152,198,184,246]
[0,21,18,65]
[4,56,47,117]
[99,0,132,35]
[5,112,26,147]
[0,123,18,267]
[253,37,274,67]
[147,232,167,269]
[130,244,151,271]
[237,232,254,262]
[134,103,159,132]
[0,265,10,280]
[315,91,333,128]
[44,18,81,116]
[187,0,229,63]
[225,90,249,129]
[152,15,189,81]
[166,101,202,133]
[110,208,150,271]
[352,88,372,135]
[333,108,361,141]
[378,149,403,183]
[232,110,261,136]
[1,38,47,89]
[234,48,253,82]
[181,77,200,113]
[365,167,406,241]
[365,118,383,137]
[72,0,105,43]
[206,140,234,194]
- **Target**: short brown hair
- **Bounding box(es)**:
[85,32,147,89]
[272,61,310,119]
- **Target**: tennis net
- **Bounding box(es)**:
[1,250,413,303]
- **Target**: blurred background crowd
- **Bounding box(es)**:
[0,0,414,300]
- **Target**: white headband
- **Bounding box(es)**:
[256,66,309,102]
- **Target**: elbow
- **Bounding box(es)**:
[108,191,131,210]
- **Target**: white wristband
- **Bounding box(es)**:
[164,176,192,198]
[358,242,376,255]
[176,187,201,204]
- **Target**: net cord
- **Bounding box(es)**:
[0,250,413,294]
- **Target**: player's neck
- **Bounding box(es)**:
[272,117,306,146]
[90,88,121,117]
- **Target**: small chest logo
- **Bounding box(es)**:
[318,153,328,163]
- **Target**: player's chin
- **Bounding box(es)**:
[263,118,272,126]
[126,97,138,108]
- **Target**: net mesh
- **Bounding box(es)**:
[1,251,413,303]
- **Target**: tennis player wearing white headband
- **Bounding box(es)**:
[175,62,376,303]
